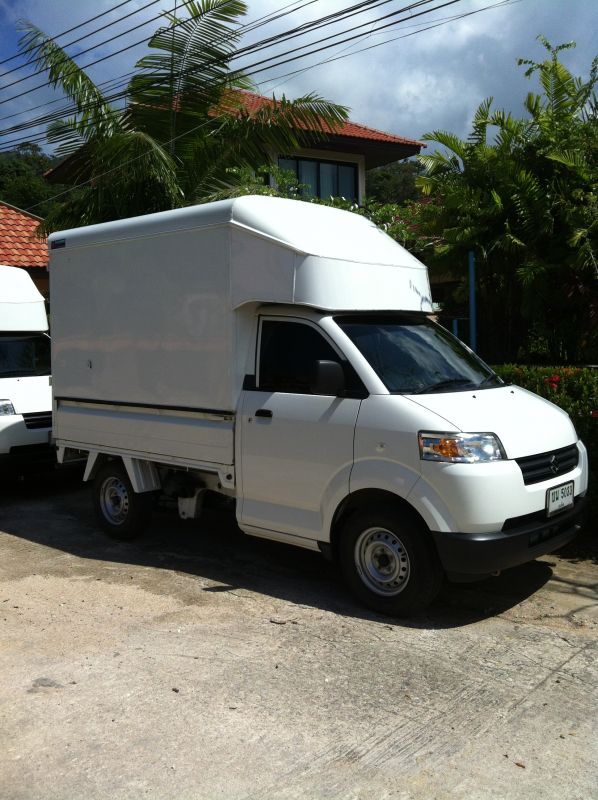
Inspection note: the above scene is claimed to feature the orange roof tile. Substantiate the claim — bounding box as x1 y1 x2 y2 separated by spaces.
233 91 424 147
0 202 47 269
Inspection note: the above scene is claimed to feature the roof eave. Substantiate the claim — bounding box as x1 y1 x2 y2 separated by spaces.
299 133 424 169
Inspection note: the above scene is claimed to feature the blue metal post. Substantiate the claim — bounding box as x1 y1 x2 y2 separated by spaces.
452 319 458 337
468 250 477 351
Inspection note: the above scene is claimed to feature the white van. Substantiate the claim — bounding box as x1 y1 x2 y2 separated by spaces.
0 265 52 471
49 197 589 614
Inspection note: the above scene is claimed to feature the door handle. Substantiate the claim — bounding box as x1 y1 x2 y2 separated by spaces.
255 408 273 418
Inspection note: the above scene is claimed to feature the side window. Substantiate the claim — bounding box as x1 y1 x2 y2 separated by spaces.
259 320 340 394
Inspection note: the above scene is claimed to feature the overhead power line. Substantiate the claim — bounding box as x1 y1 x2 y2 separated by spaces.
0 0 188 98
0 0 314 127
0 0 391 107
1 0 164 83
0 0 433 144
14 0 517 174
0 0 139 69
2 0 520 161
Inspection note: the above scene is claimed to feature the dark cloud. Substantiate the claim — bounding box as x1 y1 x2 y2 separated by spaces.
0 0 594 152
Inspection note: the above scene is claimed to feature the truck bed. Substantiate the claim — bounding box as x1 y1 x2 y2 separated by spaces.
55 399 234 467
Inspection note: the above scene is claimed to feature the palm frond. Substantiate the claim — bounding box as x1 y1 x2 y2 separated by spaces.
181 93 348 199
547 148 588 170
46 119 86 157
470 97 493 145
130 0 248 133
17 21 117 139
421 130 467 161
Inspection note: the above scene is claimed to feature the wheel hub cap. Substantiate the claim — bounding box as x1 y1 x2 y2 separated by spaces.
100 477 129 525
355 527 410 596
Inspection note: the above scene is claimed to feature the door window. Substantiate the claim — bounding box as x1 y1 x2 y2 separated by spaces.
258 320 341 394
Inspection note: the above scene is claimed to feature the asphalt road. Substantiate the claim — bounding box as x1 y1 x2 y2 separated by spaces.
1 469 597 800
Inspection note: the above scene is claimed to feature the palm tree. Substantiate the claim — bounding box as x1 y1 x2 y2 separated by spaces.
415 37 597 361
19 0 349 231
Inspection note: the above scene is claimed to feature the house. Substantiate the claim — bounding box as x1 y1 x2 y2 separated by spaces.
238 92 424 203
0 201 48 300
45 91 424 205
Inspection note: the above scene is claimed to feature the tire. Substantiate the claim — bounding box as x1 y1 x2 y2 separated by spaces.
338 505 443 616
93 461 155 541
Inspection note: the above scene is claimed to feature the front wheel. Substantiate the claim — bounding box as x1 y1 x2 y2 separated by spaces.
338 506 443 616
93 461 155 540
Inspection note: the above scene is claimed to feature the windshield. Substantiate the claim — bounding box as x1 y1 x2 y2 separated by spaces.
335 314 501 394
0 333 51 378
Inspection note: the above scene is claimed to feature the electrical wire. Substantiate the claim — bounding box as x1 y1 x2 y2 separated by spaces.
0 0 195 97
21 0 518 212
1 0 163 82
0 0 436 143
0 0 321 114
0 0 313 126
5 0 519 159
0 0 332 105
0 0 405 107
261 0 520 95
1 0 460 153
0 0 138 68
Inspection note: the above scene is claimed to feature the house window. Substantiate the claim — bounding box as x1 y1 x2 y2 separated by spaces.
278 157 358 201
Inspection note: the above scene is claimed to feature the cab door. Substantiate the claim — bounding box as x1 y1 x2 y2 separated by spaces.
239 318 362 541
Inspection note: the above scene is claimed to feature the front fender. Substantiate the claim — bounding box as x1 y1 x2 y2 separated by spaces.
348 457 459 533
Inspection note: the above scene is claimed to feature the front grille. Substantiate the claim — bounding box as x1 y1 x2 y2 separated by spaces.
515 443 579 485
22 411 52 430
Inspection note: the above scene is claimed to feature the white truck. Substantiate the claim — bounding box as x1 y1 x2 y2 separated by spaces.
0 265 52 471
49 196 589 615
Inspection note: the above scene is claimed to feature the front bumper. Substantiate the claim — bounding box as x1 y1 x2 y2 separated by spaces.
0 414 54 470
432 494 589 580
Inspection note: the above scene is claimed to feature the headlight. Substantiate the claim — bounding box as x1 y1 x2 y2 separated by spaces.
0 400 16 416
419 432 505 463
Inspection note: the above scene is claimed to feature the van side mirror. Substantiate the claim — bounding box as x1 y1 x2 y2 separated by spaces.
310 360 345 396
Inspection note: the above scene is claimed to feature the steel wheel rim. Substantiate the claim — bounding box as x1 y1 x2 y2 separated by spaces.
99 477 130 526
354 526 410 596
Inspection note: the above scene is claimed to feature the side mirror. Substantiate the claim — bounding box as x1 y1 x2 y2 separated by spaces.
310 360 345 396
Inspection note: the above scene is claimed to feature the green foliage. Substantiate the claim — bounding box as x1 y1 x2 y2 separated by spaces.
494 364 598 460
18 0 349 231
494 364 598 537
416 37 598 364
210 166 429 252
0 143 67 218
365 160 422 205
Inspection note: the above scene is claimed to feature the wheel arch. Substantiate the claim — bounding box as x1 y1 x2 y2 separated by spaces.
84 452 161 493
329 489 435 560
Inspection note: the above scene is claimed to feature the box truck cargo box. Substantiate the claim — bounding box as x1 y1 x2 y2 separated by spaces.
0 265 52 470
49 196 589 615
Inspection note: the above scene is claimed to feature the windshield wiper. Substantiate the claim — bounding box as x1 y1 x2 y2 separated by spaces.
476 374 503 389
414 378 476 394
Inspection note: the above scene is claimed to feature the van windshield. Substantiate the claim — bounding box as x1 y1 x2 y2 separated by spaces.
0 334 51 378
335 314 501 394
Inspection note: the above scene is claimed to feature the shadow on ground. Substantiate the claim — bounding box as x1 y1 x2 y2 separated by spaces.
0 468 589 631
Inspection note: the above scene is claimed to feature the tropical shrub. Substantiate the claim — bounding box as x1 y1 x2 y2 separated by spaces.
416 37 598 364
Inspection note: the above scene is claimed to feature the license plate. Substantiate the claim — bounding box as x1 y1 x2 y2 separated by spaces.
546 481 574 517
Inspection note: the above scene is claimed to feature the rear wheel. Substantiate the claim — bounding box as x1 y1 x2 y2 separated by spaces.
338 505 442 616
93 461 155 540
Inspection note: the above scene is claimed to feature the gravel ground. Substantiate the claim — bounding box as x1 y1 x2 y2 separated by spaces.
0 469 597 800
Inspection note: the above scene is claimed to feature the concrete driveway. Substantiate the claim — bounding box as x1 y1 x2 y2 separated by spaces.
1 471 596 800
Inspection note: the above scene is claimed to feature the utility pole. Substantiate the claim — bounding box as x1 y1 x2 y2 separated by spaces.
468 250 477 352
169 0 179 155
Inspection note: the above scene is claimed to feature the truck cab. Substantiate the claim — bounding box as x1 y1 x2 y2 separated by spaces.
0 265 52 472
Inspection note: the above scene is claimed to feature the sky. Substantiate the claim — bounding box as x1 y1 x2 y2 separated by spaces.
0 0 596 155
